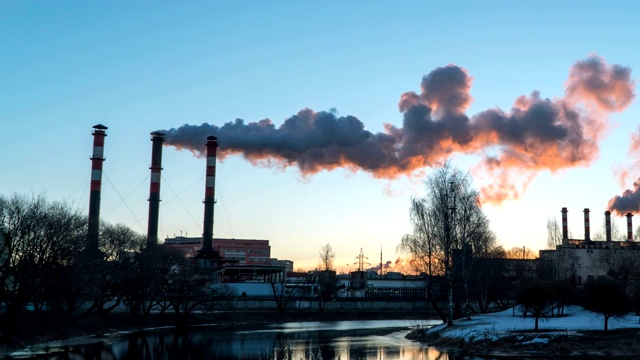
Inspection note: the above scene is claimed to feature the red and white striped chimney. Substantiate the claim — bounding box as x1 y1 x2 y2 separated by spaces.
583 208 590 241
561 207 568 245
627 213 634 241
605 210 612 242
200 135 218 256
87 124 107 254
147 131 165 247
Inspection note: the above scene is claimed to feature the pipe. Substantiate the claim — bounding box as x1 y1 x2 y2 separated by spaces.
87 124 107 255
201 135 218 256
583 208 590 241
561 207 568 245
605 210 612 242
627 213 634 241
147 131 165 247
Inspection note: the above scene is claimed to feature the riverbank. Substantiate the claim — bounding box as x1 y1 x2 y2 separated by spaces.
409 306 640 358
0 308 435 355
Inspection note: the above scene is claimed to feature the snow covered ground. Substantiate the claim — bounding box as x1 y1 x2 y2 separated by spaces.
426 306 640 343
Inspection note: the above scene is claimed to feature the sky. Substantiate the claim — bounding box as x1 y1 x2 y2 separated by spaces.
2 1 640 271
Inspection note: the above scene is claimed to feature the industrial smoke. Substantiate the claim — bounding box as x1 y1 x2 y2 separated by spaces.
608 127 640 215
159 55 635 205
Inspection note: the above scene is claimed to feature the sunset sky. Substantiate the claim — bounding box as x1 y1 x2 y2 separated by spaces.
2 2 640 271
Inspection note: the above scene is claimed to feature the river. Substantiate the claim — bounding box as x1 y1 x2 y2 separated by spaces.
9 319 467 359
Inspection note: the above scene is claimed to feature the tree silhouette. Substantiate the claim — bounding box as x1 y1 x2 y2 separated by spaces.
582 277 631 331
515 280 554 331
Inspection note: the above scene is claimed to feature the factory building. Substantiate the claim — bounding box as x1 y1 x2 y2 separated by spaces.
335 271 427 298
539 207 640 285
163 236 272 265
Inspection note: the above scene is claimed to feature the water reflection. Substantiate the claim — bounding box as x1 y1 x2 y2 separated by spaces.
14 320 459 360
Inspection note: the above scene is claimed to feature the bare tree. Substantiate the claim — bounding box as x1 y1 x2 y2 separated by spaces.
505 246 536 259
454 190 495 319
399 197 447 322
269 270 301 313
472 246 511 313
547 249 577 283
515 280 554 331
593 215 622 241
120 247 163 321
399 162 493 326
158 254 234 325
583 277 631 331
546 217 563 249
77 223 147 317
0 193 86 341
599 249 640 289
318 243 335 271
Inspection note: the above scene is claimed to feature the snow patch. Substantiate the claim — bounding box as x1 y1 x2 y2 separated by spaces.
433 306 640 343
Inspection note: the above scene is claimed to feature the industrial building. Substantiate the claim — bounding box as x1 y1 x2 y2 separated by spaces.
539 207 640 285
336 271 427 298
78 125 426 303
163 236 272 265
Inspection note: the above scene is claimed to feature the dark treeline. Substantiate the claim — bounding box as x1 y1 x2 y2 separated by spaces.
0 193 234 345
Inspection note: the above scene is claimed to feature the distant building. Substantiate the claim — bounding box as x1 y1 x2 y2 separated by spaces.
270 258 294 273
540 240 640 285
539 208 640 285
163 236 271 265
336 270 427 298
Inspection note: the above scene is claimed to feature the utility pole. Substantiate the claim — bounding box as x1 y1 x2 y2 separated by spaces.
380 245 383 277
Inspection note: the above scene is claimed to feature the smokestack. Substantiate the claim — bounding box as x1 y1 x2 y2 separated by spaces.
201 135 218 256
147 131 165 247
87 124 107 255
605 210 612 242
584 208 590 241
627 213 634 241
561 207 568 245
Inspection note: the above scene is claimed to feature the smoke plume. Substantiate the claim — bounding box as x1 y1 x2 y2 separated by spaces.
365 258 416 274
161 55 634 204
608 179 640 215
608 126 640 215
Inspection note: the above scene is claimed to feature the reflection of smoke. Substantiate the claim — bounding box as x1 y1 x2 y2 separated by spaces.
609 127 640 215
161 55 634 204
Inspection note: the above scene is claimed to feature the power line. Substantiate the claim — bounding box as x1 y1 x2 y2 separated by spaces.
161 175 202 232
161 175 203 206
216 182 235 238
102 172 146 233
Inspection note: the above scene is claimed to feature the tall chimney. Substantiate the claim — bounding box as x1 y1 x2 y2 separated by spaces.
561 207 568 245
605 211 612 242
87 124 107 255
627 213 634 241
201 135 218 255
583 208 590 241
147 131 165 247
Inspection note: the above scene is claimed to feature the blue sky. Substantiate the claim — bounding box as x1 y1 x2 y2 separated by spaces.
2 1 640 270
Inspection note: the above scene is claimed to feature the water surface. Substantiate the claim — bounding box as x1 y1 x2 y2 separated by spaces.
12 319 461 359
